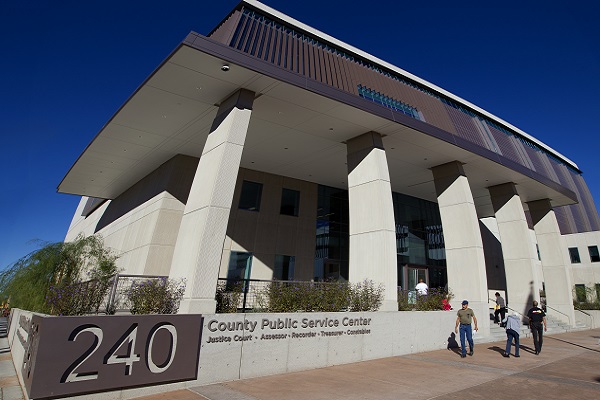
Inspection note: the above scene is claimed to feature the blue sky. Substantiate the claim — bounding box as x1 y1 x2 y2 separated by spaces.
1 0 599 268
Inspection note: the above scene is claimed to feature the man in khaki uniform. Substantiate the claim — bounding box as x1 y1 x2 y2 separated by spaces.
455 299 478 358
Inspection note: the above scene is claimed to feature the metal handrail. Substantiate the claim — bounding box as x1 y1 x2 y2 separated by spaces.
488 297 512 312
544 304 570 326
105 274 169 313
574 306 595 328
488 297 520 323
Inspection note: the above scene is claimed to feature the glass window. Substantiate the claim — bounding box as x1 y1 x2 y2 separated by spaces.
227 251 253 292
314 185 349 281
568 247 581 263
588 245 600 262
227 252 253 281
392 191 446 269
357 84 421 120
280 188 300 216
274 255 295 280
239 181 263 211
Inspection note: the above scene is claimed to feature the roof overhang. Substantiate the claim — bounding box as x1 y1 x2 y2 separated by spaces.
58 32 578 218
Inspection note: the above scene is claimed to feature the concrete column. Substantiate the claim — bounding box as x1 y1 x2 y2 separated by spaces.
170 89 255 314
347 132 397 311
488 183 540 316
527 199 576 326
432 161 489 337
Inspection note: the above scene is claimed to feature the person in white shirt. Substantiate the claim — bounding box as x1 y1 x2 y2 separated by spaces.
415 279 428 296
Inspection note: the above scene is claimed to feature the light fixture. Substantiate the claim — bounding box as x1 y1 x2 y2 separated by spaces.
221 64 230 72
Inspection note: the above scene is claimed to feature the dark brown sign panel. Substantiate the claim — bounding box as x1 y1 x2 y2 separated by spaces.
22 314 203 399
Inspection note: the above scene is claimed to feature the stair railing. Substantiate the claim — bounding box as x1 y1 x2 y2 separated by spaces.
488 297 519 318
544 304 571 326
574 306 594 328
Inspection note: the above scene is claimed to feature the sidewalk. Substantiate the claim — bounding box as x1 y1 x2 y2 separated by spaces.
139 328 600 400
0 337 24 400
1 329 598 400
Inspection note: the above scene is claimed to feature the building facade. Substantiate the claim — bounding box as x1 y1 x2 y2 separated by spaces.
60 1 600 331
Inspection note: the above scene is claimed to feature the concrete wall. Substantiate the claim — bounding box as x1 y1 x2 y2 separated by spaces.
194 311 458 385
575 310 600 329
65 155 199 277
222 168 318 281
9 309 465 400
66 193 186 277
7 308 36 398
66 164 319 283
563 230 600 294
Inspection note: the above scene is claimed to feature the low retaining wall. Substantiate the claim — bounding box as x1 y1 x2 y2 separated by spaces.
575 310 600 328
195 311 457 385
9 310 460 399
7 307 37 396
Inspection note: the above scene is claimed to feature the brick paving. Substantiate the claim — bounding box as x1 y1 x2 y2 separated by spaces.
138 328 600 400
1 327 598 400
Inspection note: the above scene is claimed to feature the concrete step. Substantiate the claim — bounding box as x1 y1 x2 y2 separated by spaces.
485 313 590 342
0 319 7 338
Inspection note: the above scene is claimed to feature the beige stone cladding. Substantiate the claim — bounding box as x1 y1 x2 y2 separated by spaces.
432 161 489 338
346 131 397 311
563 230 600 299
223 168 318 282
64 155 199 277
489 183 540 316
528 199 576 326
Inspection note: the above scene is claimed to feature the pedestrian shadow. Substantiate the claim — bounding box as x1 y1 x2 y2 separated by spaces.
447 332 462 356
447 332 459 349
487 345 505 356
547 336 600 353
519 344 536 354
489 344 534 356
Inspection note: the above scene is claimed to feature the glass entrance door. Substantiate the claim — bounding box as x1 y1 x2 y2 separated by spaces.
407 267 427 292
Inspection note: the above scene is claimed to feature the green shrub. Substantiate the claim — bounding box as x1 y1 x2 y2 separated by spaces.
398 287 453 311
349 280 384 311
573 284 600 310
257 279 382 313
258 281 315 312
215 281 242 313
0 235 119 314
397 290 412 311
575 302 600 310
46 279 112 316
127 278 185 314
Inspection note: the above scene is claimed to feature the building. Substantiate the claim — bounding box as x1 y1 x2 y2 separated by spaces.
59 0 600 331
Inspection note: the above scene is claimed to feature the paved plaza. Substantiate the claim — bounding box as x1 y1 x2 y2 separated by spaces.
139 328 600 400
2 328 599 400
